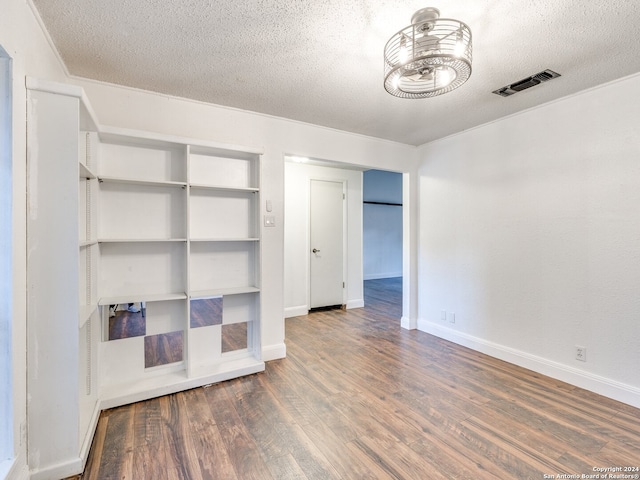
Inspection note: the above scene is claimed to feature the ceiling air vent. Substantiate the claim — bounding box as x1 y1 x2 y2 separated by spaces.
493 69 561 97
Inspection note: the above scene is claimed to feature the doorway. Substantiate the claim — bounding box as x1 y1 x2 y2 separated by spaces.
309 179 345 309
284 158 411 323
363 170 402 282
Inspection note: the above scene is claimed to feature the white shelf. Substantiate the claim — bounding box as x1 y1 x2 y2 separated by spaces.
188 354 263 380
98 176 187 188
189 183 259 193
190 238 259 242
98 238 187 243
98 292 188 306
79 240 98 248
190 286 260 299
100 125 263 156
79 162 96 179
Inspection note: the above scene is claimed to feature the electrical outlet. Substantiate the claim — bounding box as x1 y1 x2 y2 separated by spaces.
575 345 586 362
448 312 455 324
441 310 447 321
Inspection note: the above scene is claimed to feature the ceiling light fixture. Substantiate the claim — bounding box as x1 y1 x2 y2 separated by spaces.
384 7 472 99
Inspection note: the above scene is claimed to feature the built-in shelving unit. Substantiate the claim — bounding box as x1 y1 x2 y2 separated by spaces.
95 128 264 405
26 78 265 479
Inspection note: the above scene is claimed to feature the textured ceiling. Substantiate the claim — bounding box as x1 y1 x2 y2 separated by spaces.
32 0 640 146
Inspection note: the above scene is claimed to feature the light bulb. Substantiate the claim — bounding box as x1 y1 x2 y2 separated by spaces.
399 44 409 63
438 69 452 87
398 35 411 64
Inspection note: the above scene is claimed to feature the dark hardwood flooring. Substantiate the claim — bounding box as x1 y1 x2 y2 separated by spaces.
75 278 640 479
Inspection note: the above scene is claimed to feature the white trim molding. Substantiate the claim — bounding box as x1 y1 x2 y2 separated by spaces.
262 343 287 362
346 299 364 309
284 305 308 319
401 316 417 330
418 319 640 409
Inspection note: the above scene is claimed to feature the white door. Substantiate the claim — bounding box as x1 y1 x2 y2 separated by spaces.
310 179 344 308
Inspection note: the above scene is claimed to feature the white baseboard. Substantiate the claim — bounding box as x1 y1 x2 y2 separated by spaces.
262 343 287 361
11 416 90 480
28 458 83 480
284 305 308 318
417 319 640 409
401 316 417 330
78 401 101 471
346 299 364 309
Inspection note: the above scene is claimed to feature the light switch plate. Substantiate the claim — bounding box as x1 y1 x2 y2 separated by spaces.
264 215 275 227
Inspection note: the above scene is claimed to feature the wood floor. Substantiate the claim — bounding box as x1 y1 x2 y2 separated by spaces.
76 278 640 479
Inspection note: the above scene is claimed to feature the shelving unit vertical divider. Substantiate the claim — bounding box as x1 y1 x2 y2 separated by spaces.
87 132 99 317
254 155 262 360
78 127 101 464
184 144 193 377
85 133 92 315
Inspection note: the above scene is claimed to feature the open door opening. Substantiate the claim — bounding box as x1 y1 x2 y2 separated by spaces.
363 169 403 319
284 156 411 326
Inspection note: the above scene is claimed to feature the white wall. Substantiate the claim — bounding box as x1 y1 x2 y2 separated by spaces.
1 0 69 478
363 170 402 280
284 162 363 317
418 73 640 408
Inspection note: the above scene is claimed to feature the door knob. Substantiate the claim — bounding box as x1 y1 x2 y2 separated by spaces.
312 248 320 253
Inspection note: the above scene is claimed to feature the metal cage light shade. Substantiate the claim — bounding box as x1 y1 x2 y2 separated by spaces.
384 7 472 98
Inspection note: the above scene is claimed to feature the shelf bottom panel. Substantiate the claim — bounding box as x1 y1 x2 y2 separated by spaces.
189 287 259 298
99 356 265 409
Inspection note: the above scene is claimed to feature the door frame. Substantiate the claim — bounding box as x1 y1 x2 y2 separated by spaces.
307 177 348 309
0 45 13 469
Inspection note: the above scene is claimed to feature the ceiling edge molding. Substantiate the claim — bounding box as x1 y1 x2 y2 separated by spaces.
69 74 419 149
